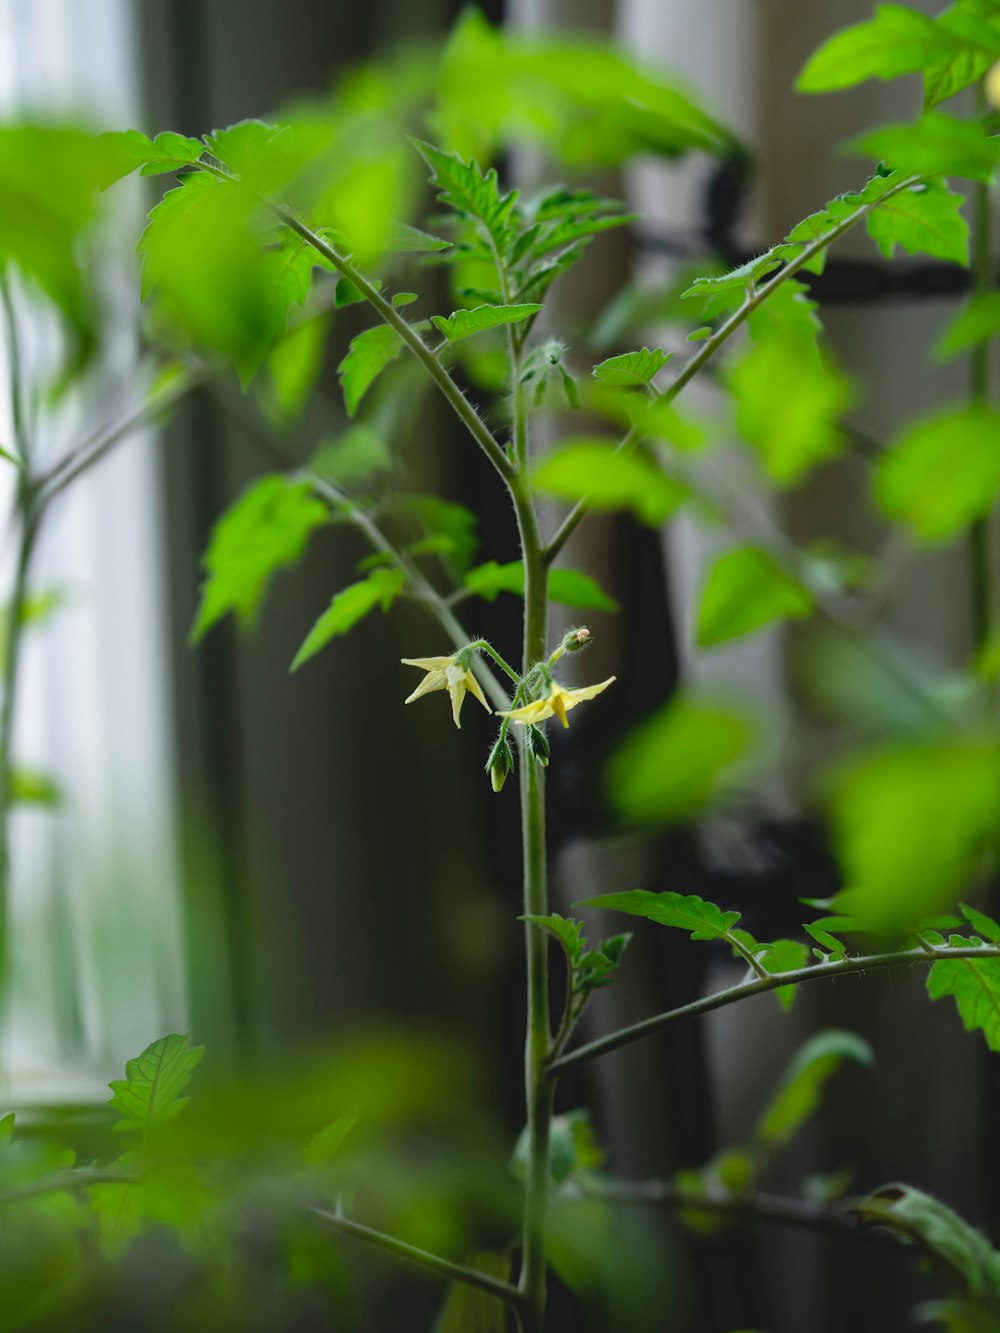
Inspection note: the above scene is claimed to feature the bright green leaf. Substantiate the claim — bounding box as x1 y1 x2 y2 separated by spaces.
874 405 1000 542
865 180 969 264
579 890 743 943
848 112 1000 181
462 560 617 611
592 347 672 386
608 695 757 825
411 139 519 250
929 953 1000 1052
431 303 542 343
758 938 811 1010
291 568 405 672
309 427 391 489
107 1034 205 1135
796 6 963 93
532 439 689 525
696 546 814 648
191 475 328 641
337 323 403 417
934 292 1000 361
9 769 62 806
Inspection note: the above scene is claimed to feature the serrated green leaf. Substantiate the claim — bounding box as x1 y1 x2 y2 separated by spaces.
592 347 672 386
462 560 617 611
107 1034 205 1134
579 890 743 943
608 695 757 825
681 252 782 303
929 954 1000 1052
291 568 405 672
796 6 964 93
696 546 814 648
532 439 688 525
935 292 1000 361
191 475 327 641
730 333 851 486
961 903 1000 943
98 128 203 181
865 180 969 264
874 405 1000 541
337 323 404 417
848 112 1000 181
431 303 541 343
758 938 811 1009
411 139 518 250
756 1030 873 1148
388 221 451 253
745 279 822 344
521 913 586 964
829 738 1000 935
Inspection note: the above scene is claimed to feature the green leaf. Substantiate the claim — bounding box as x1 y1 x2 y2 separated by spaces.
10 768 61 806
337 324 404 417
592 347 672 386
579 890 744 943
796 6 963 93
431 303 542 343
696 546 814 648
291 568 405 672
89 1156 214 1258
462 560 617 611
511 1108 604 1187
304 1111 358 1165
410 139 519 250
392 495 479 574
532 439 688 525
745 279 822 344
107 1034 205 1135
961 902 1000 943
521 913 586 965
856 1184 1000 1300
191 475 328 641
388 221 451 253
828 738 1000 935
865 180 969 264
874 405 1000 542
608 695 757 825
681 252 782 304
309 426 391 488
757 938 811 1010
263 315 328 424
848 112 1000 181
929 954 1000 1052
730 333 851 486
755 1030 873 1149
934 292 1000 360
96 128 204 183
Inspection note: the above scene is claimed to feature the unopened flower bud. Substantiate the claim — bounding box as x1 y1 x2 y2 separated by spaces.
526 724 550 767
485 731 515 793
562 626 591 653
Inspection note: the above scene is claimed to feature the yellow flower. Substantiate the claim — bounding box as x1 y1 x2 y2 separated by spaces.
499 676 616 729
401 655 491 729
988 59 1000 109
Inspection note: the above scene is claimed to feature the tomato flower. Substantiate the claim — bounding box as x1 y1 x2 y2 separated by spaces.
499 676 615 729
401 654 491 728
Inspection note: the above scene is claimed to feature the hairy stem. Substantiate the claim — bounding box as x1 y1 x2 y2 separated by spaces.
549 944 1000 1075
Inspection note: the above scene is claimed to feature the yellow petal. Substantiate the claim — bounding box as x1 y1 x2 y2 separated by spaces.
401 656 455 670
562 676 617 709
498 697 555 725
404 669 448 704
448 677 466 728
551 691 569 728
462 669 492 715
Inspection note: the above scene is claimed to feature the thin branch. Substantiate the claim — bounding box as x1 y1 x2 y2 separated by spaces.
0 1169 138 1205
580 1178 882 1242
311 1206 524 1308
542 173 921 566
549 943 1000 1076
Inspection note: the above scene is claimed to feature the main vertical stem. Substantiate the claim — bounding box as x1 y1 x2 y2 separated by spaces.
969 86 993 654
512 472 553 1332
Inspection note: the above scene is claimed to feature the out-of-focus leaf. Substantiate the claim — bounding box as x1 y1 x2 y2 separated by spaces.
827 738 1000 934
393 495 478 574
304 1111 358 1165
532 439 688 525
291 567 405 672
730 333 851 486
796 6 968 93
755 1030 873 1148
108 1034 205 1135
191 475 328 641
9 769 62 806
511 1109 604 1187
310 426 391 489
696 546 814 647
264 314 329 424
462 560 617 611
848 113 1000 181
935 292 1000 361
337 323 404 416
608 695 757 825
875 406 1000 542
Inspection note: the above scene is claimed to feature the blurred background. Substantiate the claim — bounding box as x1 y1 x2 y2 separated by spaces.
0 0 994 1330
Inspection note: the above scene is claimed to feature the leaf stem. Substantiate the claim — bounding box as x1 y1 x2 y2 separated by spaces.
549 944 1000 1076
310 1206 525 1308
